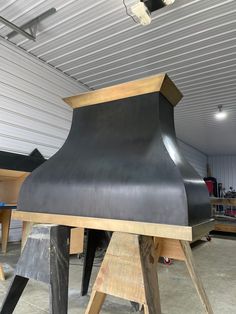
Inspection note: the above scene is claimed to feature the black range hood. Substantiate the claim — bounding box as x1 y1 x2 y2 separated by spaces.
18 74 211 227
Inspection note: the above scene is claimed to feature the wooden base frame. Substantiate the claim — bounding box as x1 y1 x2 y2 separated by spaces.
13 211 214 242
85 232 213 314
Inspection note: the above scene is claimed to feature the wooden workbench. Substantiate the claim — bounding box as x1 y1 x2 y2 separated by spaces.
210 198 236 233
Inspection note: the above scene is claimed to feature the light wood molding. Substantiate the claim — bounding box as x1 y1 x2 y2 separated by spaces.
0 169 28 182
63 73 183 109
214 221 236 233
12 211 214 241
210 197 236 206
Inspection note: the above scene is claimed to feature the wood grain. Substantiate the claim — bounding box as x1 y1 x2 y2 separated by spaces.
0 209 12 254
180 241 214 314
214 222 236 233
139 235 161 314
158 238 185 261
0 169 27 182
210 198 236 206
93 232 146 303
85 290 106 314
63 73 183 108
0 264 5 280
13 211 197 241
85 233 213 314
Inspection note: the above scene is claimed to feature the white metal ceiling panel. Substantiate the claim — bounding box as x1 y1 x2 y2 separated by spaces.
0 0 236 154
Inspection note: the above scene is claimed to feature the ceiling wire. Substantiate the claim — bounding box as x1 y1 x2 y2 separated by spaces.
122 0 138 24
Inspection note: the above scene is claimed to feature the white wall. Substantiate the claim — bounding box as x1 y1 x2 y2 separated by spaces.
178 140 207 178
0 39 88 243
0 38 88 158
208 156 236 191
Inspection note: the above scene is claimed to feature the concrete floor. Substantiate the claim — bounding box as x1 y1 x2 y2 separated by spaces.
0 234 235 313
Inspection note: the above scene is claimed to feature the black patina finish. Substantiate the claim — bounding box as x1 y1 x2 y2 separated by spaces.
0 149 45 172
0 224 70 314
18 92 211 226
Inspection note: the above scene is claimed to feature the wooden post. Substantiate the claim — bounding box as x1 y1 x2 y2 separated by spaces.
1 209 12 254
0 264 5 281
139 235 162 314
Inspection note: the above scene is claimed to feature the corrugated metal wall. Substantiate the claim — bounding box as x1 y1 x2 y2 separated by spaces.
0 39 88 242
178 140 207 178
208 156 236 191
0 38 88 159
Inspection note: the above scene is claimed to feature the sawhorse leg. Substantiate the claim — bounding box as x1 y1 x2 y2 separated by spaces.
180 241 213 314
85 232 161 314
81 230 111 296
0 276 28 313
0 224 70 314
85 233 213 314
158 238 213 314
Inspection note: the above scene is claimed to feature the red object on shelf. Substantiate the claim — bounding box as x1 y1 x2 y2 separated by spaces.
205 180 214 195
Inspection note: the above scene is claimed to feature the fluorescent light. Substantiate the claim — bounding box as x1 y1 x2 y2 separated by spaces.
163 0 176 4
215 105 227 120
131 2 151 26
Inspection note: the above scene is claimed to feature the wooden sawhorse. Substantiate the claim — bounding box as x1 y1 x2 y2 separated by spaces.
85 232 213 314
11 211 215 313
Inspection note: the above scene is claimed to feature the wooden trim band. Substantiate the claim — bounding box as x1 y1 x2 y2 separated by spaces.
13 211 213 241
63 73 183 109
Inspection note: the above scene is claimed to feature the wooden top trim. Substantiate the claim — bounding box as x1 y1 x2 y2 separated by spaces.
13 211 213 241
63 73 183 109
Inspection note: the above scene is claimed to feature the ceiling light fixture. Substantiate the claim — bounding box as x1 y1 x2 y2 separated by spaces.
215 105 227 120
124 0 176 26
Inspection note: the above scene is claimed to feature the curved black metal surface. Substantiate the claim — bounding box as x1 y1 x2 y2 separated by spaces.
18 92 211 226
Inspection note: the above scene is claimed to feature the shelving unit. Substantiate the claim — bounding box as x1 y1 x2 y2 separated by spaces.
210 198 236 233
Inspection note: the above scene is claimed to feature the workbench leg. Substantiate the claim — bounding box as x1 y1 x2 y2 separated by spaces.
1 209 12 254
0 276 28 314
85 290 106 314
180 241 214 314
